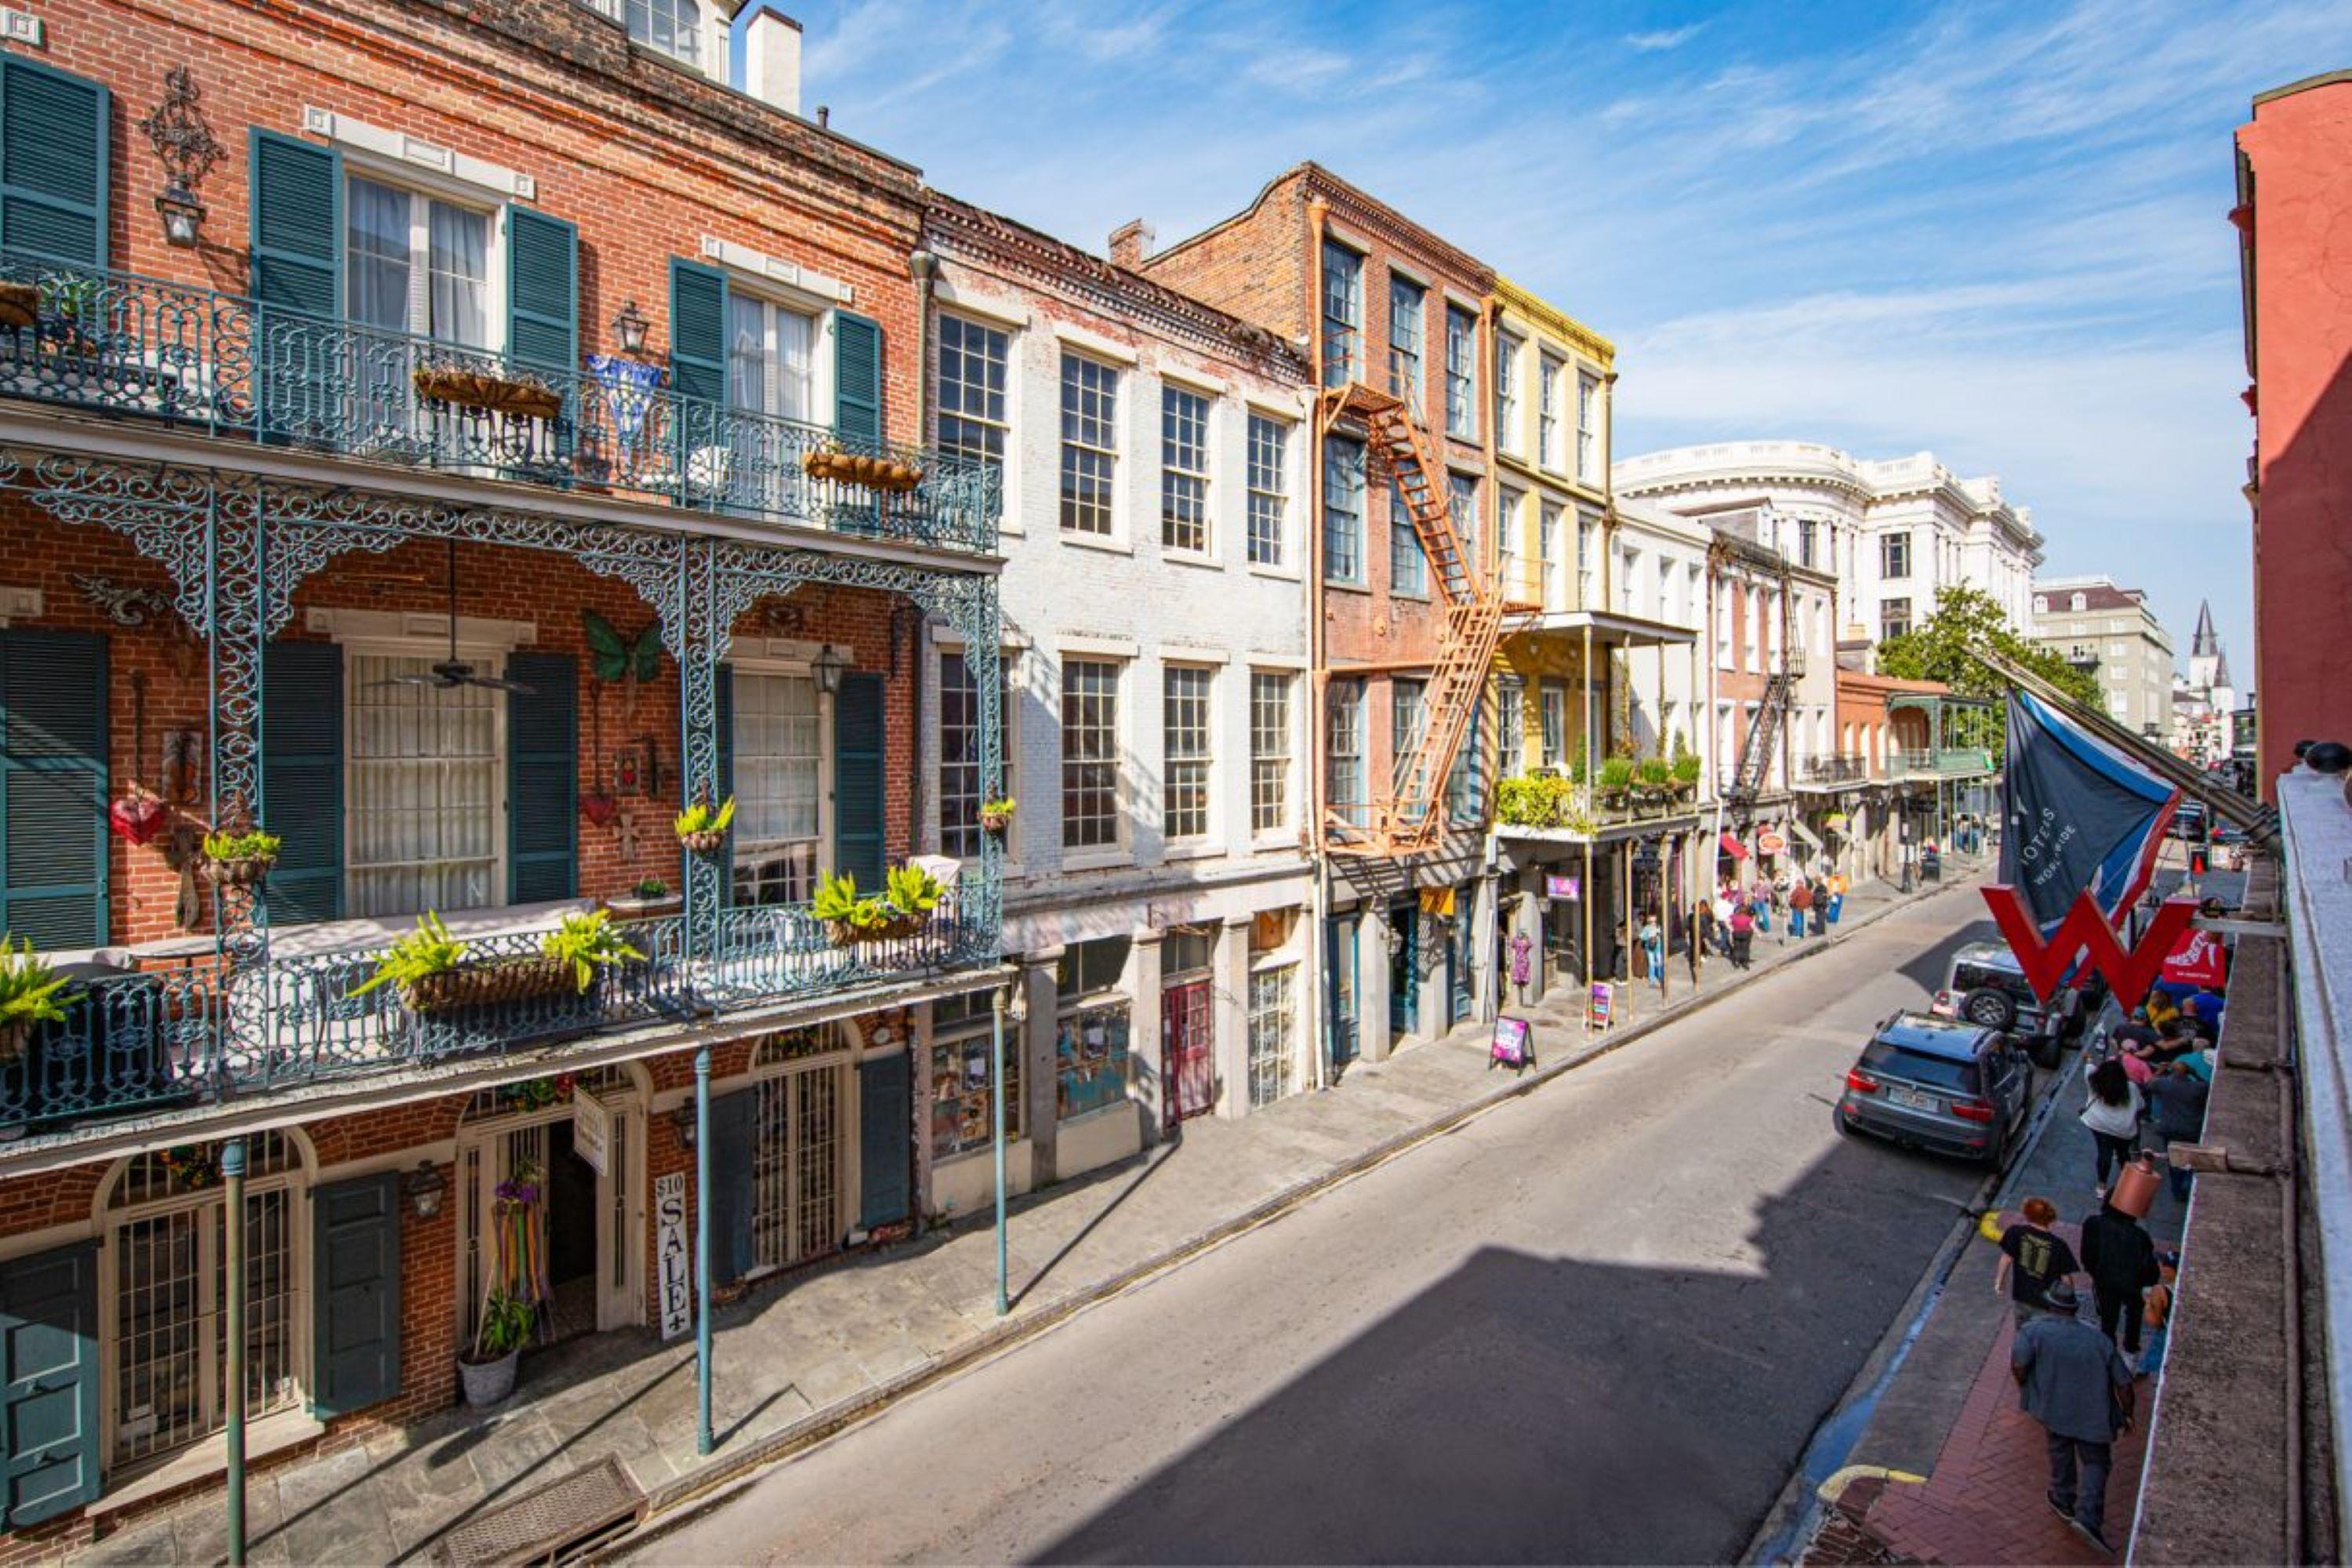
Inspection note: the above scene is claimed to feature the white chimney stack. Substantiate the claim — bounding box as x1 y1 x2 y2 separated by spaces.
744 8 803 118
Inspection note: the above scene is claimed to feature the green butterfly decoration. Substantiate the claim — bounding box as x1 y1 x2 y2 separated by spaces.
583 610 664 683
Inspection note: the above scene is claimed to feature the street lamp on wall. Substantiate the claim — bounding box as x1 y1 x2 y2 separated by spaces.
403 1160 447 1219
612 299 652 357
140 67 221 251
811 644 849 696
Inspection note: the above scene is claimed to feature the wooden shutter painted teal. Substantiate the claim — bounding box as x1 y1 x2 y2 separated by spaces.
0 1243 99 1528
262 641 343 925
505 206 578 379
706 1088 757 1283
833 310 883 445
857 1051 910 1229
310 1173 402 1417
668 258 728 408
506 652 577 903
713 663 735 905
0 58 108 267
832 670 884 892
0 630 108 949
249 129 340 317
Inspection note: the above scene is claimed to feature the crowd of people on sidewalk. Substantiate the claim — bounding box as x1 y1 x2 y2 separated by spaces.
1684 866 1849 978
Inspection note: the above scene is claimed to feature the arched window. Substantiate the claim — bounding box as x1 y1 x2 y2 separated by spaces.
626 0 706 69
103 1130 310 1466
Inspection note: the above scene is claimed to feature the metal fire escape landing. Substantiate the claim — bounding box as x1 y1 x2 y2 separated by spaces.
1730 645 1804 805
1322 383 1505 857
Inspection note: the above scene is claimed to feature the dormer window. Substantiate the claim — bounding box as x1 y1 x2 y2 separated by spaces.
2071 592 2086 612
631 0 708 67
2034 594 2048 614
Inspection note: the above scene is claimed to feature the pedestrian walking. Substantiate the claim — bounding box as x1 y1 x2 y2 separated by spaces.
1639 913 1664 990
1711 887 1735 956
1995 1196 2081 1330
1683 907 1702 985
2138 1250 2180 1379
1788 876 1813 939
2078 1200 2160 1355
2079 1058 2143 1197
2144 1061 2210 1203
1808 874 1829 936
2011 1277 2135 1554
1727 901 1755 970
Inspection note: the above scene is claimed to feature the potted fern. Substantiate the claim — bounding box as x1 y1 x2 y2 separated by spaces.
674 795 735 854
1671 752 1702 800
459 1287 535 1407
198 829 281 887
813 864 947 947
979 797 1016 837
538 909 644 993
0 938 78 1064
1598 756 1635 811
1635 757 1672 807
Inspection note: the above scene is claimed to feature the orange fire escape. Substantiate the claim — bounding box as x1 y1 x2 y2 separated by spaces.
1320 382 1508 857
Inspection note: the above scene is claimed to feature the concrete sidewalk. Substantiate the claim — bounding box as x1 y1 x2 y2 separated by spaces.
1803 1011 2191 1566
71 869 1981 1567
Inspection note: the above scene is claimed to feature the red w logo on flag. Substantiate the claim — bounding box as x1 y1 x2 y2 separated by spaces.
1981 886 2198 1012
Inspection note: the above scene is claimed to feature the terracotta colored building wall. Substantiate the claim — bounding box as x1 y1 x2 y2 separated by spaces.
2239 74 2352 794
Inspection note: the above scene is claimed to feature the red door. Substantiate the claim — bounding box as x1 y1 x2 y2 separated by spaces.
1163 978 1215 1131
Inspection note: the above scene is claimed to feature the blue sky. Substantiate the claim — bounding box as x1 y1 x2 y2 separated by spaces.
754 0 2352 677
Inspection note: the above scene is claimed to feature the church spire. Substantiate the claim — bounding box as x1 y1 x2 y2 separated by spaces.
2191 599 2219 658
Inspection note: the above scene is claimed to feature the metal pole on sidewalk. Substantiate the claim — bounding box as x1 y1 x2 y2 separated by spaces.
992 981 1014 1316
223 1136 248 1567
695 1046 713 1456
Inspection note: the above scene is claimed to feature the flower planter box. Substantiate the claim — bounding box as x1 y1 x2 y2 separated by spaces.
599 893 682 920
401 956 576 1014
801 448 925 493
980 810 1014 836
413 364 564 422
823 913 934 948
0 283 39 332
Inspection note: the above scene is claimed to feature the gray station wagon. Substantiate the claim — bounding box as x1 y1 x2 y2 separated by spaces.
1834 1012 2034 1166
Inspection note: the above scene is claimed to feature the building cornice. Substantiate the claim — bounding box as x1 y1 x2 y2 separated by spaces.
1494 274 1616 365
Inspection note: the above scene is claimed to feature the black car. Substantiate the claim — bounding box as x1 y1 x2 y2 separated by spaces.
1835 1013 2034 1166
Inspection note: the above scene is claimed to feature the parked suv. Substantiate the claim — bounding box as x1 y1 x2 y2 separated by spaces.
1835 1013 2034 1166
1930 942 2096 1064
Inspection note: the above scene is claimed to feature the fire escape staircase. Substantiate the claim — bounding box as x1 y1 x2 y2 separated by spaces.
1322 383 1505 858
1729 668 1795 805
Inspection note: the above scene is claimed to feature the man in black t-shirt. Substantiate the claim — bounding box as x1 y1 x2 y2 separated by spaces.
1995 1196 2081 1329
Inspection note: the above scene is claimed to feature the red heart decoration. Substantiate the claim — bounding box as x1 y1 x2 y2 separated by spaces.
111 795 168 846
580 793 619 827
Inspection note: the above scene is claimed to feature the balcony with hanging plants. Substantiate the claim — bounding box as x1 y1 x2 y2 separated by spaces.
0 250 1001 555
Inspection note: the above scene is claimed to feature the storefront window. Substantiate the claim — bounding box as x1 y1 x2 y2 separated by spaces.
931 990 1019 1157
1056 935 1132 1120
1248 964 1298 1108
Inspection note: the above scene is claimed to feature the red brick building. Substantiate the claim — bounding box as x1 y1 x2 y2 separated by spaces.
2237 71 2352 792
0 0 1004 1545
1142 165 1500 1062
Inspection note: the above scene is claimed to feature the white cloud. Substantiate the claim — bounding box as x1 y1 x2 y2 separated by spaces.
1624 24 1705 52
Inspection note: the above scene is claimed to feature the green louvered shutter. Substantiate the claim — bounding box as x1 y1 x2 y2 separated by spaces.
249 130 339 317
506 652 577 903
706 1088 757 1282
832 670 884 893
310 1173 401 1417
0 1243 100 1528
668 258 728 408
857 1051 910 1229
505 207 578 379
0 59 108 267
833 310 882 445
262 641 343 925
0 630 108 950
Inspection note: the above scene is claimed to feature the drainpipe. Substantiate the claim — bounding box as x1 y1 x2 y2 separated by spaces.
1306 194 1332 1090
223 1137 247 1568
907 248 939 848
695 1046 713 1456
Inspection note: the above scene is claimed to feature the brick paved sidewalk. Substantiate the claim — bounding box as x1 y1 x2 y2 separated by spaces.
66 871 1973 1566
1857 1311 2151 1565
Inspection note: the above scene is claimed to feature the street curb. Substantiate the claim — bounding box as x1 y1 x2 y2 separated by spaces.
608 873 1991 1556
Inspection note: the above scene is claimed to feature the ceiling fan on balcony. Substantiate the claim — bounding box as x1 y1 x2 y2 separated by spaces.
364 538 536 695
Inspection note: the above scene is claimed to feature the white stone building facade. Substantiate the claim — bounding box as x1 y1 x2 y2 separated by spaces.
2028 576 2176 739
916 197 1316 1213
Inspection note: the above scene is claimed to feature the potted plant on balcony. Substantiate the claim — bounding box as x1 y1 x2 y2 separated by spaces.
0 938 78 1065
979 797 1016 837
1597 756 1635 811
350 911 575 1014
538 909 645 994
601 877 681 920
1636 757 1672 808
801 443 926 493
673 795 735 855
413 358 564 422
33 275 105 355
460 1286 535 1408
197 829 281 887
814 863 947 947
1671 752 1701 801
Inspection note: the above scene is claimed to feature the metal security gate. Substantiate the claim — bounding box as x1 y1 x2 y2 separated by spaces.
1247 966 1296 1109
752 1062 846 1272
1163 978 1216 1129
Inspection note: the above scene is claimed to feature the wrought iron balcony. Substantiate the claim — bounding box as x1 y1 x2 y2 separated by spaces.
0 252 999 554
0 880 993 1137
1796 753 1869 785
1890 746 1996 779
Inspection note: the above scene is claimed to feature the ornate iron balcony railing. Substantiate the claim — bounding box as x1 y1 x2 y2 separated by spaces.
0 252 1000 554
0 884 993 1136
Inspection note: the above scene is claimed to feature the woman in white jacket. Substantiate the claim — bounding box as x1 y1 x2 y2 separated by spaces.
2081 1056 2143 1197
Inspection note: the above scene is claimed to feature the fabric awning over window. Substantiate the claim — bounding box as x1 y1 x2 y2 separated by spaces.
1719 832 1750 860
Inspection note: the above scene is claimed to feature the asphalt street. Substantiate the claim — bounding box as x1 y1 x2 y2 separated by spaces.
639 885 2029 1565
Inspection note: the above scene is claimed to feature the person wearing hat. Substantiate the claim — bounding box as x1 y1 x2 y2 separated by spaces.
2012 1276 2136 1554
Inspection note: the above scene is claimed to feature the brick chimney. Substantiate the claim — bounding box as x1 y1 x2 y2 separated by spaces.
744 7 803 118
1109 219 1155 267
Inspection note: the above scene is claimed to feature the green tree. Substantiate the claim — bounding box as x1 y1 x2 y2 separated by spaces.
1874 584 2103 753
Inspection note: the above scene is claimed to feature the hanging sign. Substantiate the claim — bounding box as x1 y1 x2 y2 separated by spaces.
655 1172 691 1341
1758 829 1789 857
1546 874 1581 901
572 1090 612 1178
1490 1015 1534 1069
1587 981 1614 1030
2160 926 2230 989
1419 886 1457 918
